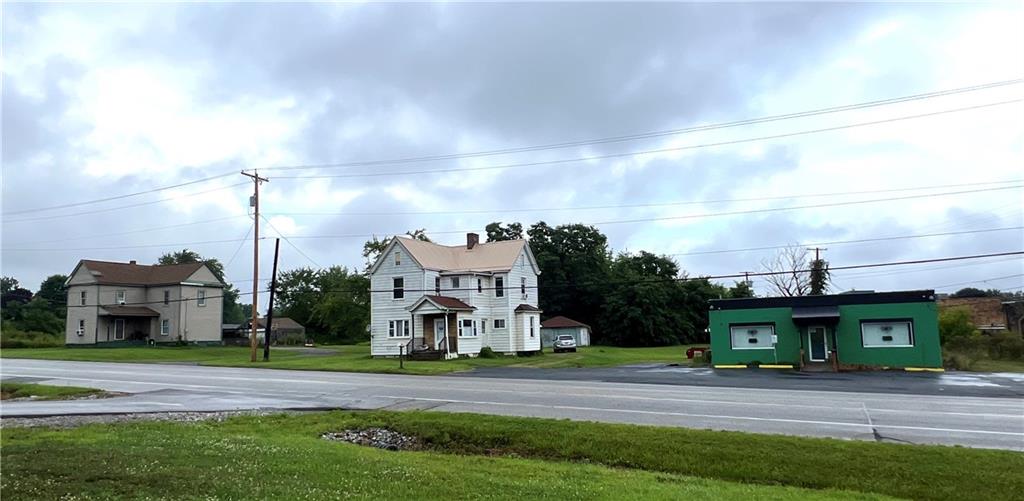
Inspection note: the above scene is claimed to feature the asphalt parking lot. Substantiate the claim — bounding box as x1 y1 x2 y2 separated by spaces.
454 364 1024 398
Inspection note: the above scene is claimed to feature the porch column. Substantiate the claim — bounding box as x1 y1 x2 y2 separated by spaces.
444 309 450 357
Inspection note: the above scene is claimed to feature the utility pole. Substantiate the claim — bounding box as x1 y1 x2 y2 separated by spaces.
241 170 268 363
264 238 280 362
808 247 828 262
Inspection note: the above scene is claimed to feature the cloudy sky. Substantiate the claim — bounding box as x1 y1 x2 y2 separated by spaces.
2 2 1022 307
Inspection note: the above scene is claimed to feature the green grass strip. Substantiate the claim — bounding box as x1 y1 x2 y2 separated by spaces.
0 382 104 401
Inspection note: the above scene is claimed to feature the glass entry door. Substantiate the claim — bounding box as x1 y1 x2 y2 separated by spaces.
808 326 827 362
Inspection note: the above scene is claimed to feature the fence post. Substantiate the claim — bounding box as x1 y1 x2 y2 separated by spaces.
399 344 404 369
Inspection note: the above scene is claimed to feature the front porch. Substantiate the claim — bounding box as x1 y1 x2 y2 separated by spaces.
97 306 160 344
405 295 476 360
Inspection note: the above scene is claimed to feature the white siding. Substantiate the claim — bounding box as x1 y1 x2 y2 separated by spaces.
370 243 425 356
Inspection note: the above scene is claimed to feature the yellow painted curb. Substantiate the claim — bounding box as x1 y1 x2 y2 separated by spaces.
713 364 747 369
905 367 945 372
760 364 794 369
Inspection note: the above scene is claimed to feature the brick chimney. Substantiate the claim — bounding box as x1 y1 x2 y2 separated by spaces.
466 232 479 250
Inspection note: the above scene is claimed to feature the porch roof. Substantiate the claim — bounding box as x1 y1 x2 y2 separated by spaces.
99 306 161 317
408 295 476 313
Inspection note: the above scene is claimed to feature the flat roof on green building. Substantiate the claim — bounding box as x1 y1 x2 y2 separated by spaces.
709 290 936 311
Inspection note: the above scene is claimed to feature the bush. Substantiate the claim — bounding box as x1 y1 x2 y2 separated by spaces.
478 346 498 358
943 352 975 371
1 328 63 349
938 307 977 343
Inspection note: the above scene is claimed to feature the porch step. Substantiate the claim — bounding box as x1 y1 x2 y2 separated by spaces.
408 350 444 361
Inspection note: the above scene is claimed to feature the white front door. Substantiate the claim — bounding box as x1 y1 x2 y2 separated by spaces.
433 318 446 349
114 319 126 341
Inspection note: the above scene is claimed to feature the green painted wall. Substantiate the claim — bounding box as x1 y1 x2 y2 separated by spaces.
710 301 941 369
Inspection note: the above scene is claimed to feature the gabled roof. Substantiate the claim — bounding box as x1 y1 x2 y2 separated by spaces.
249 317 305 330
541 315 590 329
68 260 224 287
515 303 542 313
369 236 540 275
408 295 476 312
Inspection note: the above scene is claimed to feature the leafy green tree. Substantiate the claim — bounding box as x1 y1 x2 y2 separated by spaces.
527 222 611 336
312 267 370 343
3 297 64 335
728 281 755 298
36 274 69 319
599 252 688 346
1 276 20 294
809 257 830 295
951 287 991 298
485 222 523 242
275 267 321 328
938 306 978 343
156 249 243 323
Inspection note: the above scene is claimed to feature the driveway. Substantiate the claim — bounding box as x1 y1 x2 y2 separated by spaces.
453 364 1024 398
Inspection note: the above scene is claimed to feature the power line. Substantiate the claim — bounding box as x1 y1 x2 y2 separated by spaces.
3 171 238 216
273 99 1023 180
931 274 1024 290
255 78 1023 173
12 216 247 246
224 222 256 270
4 237 265 252
670 226 1024 257
260 214 322 268
265 179 1023 217
2 182 249 223
837 255 1022 280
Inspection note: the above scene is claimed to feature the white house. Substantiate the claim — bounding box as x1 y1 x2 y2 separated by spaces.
368 232 542 358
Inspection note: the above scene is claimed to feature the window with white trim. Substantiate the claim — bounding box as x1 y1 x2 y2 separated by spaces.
495 276 504 297
861 320 913 347
115 290 126 304
494 319 506 329
77 319 85 336
197 290 206 307
80 290 87 306
529 316 536 338
161 319 170 336
392 277 404 299
477 278 483 293
729 324 774 350
481 319 487 334
521 276 527 295
395 251 401 266
435 277 441 295
459 319 476 337
451 276 460 289
163 290 170 305
387 319 411 338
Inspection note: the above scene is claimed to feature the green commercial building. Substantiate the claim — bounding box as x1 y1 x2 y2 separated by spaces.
708 290 942 371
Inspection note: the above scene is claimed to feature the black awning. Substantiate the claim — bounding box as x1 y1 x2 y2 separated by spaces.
792 305 840 324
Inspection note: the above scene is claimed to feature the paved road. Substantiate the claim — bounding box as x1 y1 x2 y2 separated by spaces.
2 359 1022 451
456 364 1024 398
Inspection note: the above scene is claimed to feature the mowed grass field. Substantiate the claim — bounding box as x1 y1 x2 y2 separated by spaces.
0 344 693 375
3 411 1021 500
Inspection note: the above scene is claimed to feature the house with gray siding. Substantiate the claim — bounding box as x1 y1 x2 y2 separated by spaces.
65 259 225 346
368 233 542 358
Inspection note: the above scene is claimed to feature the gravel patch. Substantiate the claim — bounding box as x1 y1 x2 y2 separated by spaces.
321 427 421 451
0 410 304 429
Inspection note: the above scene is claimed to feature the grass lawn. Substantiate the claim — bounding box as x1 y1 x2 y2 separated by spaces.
968 358 1024 372
0 382 104 401
4 411 1021 500
0 344 692 375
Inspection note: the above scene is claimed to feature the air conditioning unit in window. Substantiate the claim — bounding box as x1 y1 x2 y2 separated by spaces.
76 329 84 337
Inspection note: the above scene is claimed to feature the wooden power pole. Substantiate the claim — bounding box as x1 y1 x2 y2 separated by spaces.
264 238 280 362
241 170 268 363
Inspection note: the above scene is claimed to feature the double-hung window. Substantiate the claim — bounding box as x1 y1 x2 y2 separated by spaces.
495 276 504 297
529 316 536 338
494 319 506 329
163 290 170 305
459 319 476 337
161 319 170 336
861 320 913 347
481 319 487 334
521 277 527 295
115 290 126 305
77 319 85 336
197 290 206 307
388 319 411 338
729 324 774 350
477 278 483 293
451 276 460 290
395 251 401 266
392 277 404 299
435 277 441 295
80 290 87 306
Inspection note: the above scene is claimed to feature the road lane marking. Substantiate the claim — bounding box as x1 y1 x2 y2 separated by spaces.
377 395 1024 437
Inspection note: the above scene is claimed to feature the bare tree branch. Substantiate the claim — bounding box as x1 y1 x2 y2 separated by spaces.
760 245 810 297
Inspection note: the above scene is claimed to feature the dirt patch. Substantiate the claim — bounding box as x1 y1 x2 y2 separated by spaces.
321 428 422 451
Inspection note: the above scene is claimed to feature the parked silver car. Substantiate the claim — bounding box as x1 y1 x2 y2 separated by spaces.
552 334 577 353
